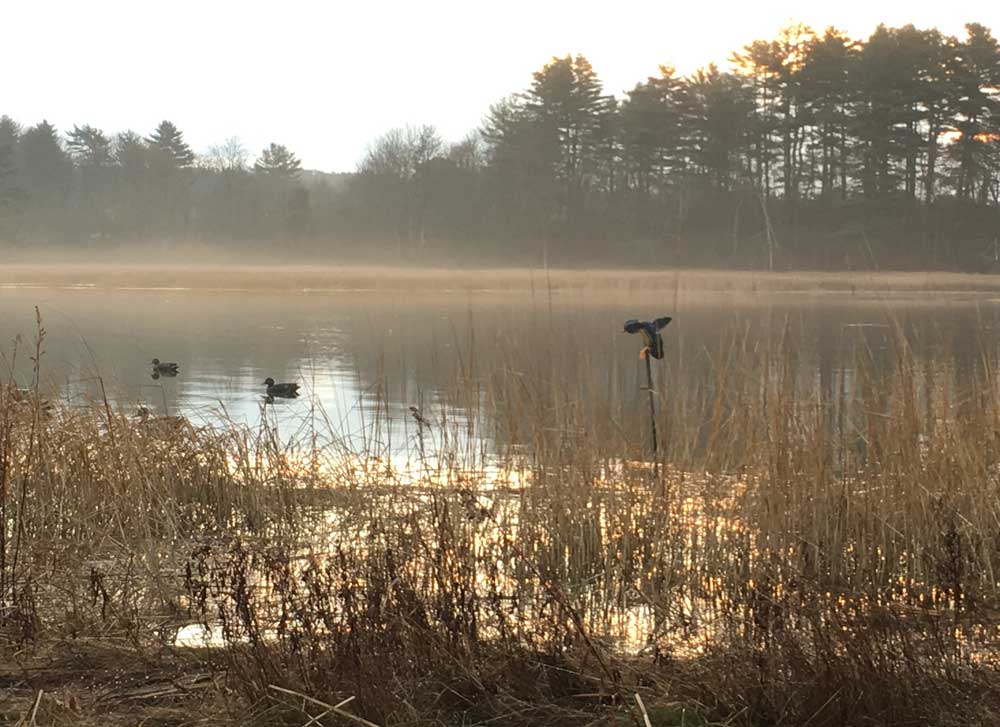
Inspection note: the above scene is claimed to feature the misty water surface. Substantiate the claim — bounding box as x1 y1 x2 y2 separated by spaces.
2 283 999 455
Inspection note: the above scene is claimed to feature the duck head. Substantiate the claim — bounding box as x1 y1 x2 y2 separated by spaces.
263 377 276 386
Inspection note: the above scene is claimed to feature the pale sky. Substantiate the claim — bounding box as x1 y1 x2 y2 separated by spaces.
3 1 994 172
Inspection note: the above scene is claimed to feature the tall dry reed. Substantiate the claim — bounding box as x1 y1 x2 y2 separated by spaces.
4 308 1000 725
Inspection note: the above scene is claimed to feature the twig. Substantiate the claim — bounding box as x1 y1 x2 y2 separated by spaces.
466 704 545 726
24 689 43 727
300 696 355 727
268 685 382 727
300 707 332 727
97 376 116 448
634 693 652 727
801 688 841 727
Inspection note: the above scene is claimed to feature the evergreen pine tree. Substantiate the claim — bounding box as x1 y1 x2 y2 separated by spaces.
67 124 112 166
17 120 71 204
146 120 195 167
254 143 302 178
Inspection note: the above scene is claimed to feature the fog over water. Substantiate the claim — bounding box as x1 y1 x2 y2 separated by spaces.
3 279 997 456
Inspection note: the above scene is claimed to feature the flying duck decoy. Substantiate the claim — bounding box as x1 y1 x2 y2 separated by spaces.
263 377 300 398
151 358 180 376
624 317 672 359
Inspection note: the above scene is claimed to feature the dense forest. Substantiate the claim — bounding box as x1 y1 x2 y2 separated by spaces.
2 21 1000 270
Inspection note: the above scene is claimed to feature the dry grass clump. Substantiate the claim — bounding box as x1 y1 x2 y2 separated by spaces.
0 317 307 656
5 310 1000 725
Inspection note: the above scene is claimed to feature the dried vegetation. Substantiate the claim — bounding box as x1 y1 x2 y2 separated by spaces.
3 298 1000 726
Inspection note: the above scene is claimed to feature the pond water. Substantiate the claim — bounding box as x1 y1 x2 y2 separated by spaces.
9 276 1000 658
2 282 999 456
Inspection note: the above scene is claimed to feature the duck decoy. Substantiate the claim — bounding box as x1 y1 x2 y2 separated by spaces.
624 317 672 359
624 316 673 458
151 358 180 376
134 406 187 432
263 377 300 398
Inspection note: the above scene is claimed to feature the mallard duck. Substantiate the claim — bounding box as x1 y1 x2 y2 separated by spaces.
151 358 180 376
263 377 300 398
134 406 187 432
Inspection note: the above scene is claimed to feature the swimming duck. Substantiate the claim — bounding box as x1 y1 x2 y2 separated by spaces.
151 358 180 376
263 377 300 398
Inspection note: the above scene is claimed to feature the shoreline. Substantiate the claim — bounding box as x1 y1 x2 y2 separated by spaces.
5 263 1000 295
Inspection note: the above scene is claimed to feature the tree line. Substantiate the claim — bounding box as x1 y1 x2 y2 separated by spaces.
2 20 1000 270
0 118 309 247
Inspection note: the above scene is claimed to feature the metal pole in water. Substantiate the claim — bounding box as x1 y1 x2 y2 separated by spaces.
625 316 671 466
645 352 658 456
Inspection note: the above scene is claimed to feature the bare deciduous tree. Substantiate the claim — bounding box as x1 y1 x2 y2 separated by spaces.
203 137 249 173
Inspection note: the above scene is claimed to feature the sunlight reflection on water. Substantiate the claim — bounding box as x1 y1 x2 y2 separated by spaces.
3 283 999 459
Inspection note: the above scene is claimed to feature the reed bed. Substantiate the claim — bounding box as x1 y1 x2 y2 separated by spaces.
3 309 1000 726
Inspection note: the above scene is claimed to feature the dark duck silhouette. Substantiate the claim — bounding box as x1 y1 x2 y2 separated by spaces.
151 358 180 376
624 317 672 359
263 377 300 398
